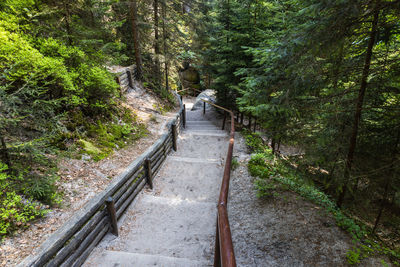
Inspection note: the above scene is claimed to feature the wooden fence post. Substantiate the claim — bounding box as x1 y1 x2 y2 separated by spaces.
126 70 133 88
145 158 153 189
172 123 177 151
222 112 227 130
213 218 221 267
240 113 244 124
183 104 186 129
115 76 122 97
253 119 256 132
106 197 118 236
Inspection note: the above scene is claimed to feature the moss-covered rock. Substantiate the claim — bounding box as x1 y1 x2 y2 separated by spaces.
181 67 200 83
78 139 104 161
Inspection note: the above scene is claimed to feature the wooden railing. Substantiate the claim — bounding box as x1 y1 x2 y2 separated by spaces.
200 99 237 267
18 92 185 267
114 65 136 95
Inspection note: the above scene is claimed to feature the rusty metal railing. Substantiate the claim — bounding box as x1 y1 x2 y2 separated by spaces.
200 99 236 267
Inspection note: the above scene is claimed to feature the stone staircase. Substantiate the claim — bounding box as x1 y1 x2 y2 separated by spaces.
83 106 228 266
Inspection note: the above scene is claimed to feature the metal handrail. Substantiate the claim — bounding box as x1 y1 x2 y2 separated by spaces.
200 99 236 267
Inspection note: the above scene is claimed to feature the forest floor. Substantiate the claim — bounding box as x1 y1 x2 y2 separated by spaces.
229 133 391 266
0 84 179 267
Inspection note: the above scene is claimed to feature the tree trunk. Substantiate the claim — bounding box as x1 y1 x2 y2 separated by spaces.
0 135 11 169
161 0 169 91
154 0 161 87
271 137 276 155
130 0 143 80
372 129 399 233
64 1 73 45
337 0 380 208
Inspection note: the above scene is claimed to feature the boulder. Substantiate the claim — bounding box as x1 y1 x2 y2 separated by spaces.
179 65 201 95
181 67 200 83
192 89 216 111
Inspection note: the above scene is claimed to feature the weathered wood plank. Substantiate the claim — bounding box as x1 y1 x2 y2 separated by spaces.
46 209 107 266
114 173 144 213
112 167 144 203
116 179 146 219
60 216 109 267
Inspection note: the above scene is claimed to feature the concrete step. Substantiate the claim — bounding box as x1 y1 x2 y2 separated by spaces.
185 129 226 133
186 120 215 123
83 107 224 267
150 157 224 202
186 125 221 131
86 251 211 267
184 131 228 138
186 127 220 131
183 131 228 138
185 112 210 121
114 195 216 261
186 121 216 126
175 135 228 158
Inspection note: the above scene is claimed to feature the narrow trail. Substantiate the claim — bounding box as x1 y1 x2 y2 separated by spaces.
84 99 227 266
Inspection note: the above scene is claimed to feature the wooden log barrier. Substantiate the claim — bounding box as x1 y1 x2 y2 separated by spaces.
106 197 118 236
145 158 153 189
172 124 177 151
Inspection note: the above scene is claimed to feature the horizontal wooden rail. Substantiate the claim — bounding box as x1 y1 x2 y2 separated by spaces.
200 98 237 267
18 92 185 267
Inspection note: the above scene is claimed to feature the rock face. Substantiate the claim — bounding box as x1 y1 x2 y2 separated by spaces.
179 65 201 95
191 89 216 111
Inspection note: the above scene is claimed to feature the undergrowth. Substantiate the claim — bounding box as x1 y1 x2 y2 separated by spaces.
0 163 49 239
0 105 148 239
242 130 400 266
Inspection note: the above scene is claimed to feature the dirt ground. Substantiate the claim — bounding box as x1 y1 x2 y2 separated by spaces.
0 84 179 267
229 133 391 266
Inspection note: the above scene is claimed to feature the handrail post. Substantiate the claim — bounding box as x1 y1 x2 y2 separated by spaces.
172 123 177 151
203 101 206 115
214 217 221 267
106 197 118 236
145 158 153 189
183 104 186 129
240 113 244 124
222 112 227 130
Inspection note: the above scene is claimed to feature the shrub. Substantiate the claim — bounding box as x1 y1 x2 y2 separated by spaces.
0 162 48 239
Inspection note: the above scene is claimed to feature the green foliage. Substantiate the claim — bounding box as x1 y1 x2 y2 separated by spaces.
0 0 154 238
205 0 400 258
242 130 266 153
0 162 48 239
231 157 239 171
346 248 361 265
245 132 400 264
79 116 148 162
